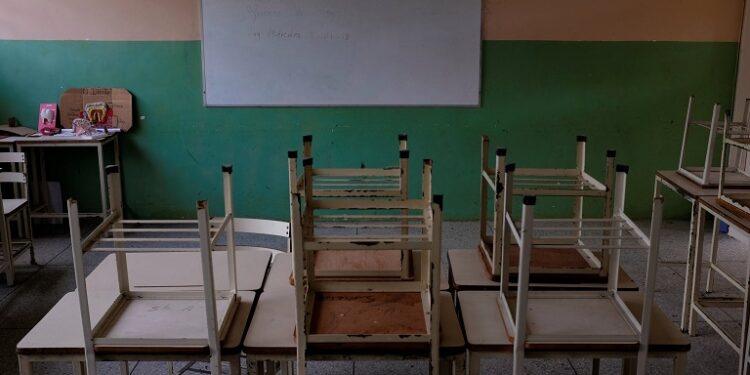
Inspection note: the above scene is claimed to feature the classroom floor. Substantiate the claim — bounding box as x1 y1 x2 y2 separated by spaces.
0 220 744 374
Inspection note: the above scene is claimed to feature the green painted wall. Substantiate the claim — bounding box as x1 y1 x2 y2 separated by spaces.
0 40 739 220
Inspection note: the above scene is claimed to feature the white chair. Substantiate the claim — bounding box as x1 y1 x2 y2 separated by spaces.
0 152 34 285
499 165 663 374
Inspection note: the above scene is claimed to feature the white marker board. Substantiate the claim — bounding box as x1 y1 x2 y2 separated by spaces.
201 0 482 106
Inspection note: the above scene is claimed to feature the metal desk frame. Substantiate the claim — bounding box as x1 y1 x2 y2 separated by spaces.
13 133 120 219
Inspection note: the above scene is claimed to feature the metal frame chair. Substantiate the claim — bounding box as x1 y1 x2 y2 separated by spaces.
500 165 663 374
0 151 34 285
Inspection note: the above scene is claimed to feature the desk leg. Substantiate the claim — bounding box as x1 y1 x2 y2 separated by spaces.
229 355 241 375
97 144 107 217
621 358 636 375
688 206 707 336
2 206 15 286
72 361 85 375
705 218 721 293
455 353 466 375
739 251 750 374
468 352 480 375
18 355 32 375
440 359 452 375
674 353 687 375
592 358 600 375
680 200 699 332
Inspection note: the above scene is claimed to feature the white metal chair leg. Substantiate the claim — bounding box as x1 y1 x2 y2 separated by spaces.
705 218 721 293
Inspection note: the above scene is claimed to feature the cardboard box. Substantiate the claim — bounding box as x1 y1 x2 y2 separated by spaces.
59 88 133 131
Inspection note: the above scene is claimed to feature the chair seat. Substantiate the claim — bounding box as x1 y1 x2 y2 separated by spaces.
3 198 27 216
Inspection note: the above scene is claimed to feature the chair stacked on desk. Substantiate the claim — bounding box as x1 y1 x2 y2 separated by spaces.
460 164 669 374
287 144 443 375
681 97 750 374
296 134 420 280
677 95 750 187
448 135 633 294
67 165 241 375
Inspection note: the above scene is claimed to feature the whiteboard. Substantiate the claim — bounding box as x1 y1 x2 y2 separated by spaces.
201 0 482 106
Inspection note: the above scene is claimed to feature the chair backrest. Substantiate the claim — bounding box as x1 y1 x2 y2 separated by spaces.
299 134 410 200
0 152 28 198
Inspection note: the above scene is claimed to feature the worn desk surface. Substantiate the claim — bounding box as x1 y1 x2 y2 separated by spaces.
87 249 271 292
458 290 690 353
17 248 273 357
17 290 255 356
243 253 463 356
656 170 750 200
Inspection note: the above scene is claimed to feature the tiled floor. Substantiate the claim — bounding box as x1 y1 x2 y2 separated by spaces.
0 220 745 374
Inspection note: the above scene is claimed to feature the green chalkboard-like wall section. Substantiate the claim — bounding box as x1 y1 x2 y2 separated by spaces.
0 40 738 220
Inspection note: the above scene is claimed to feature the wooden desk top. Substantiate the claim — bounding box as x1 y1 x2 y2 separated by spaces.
17 291 255 356
448 248 638 291
12 132 117 145
655 170 750 200
698 196 750 235
243 253 464 356
87 248 272 292
458 290 689 353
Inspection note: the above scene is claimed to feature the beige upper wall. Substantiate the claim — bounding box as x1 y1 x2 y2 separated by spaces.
484 0 745 41
0 0 744 41
0 0 201 41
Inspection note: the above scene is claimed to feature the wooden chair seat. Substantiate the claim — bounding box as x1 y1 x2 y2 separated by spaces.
244 253 464 357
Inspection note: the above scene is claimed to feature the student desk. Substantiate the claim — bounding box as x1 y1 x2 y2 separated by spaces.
458 290 690 375
654 170 750 332
12 133 120 220
244 253 466 374
689 196 750 372
16 249 272 374
16 291 254 375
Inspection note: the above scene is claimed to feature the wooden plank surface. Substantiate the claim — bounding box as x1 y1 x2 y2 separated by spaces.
98 298 235 343
17 291 255 355
448 248 637 290
458 290 689 352
656 170 750 199
244 252 461 355
310 292 427 335
700 196 750 234
314 250 402 276
87 249 271 291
